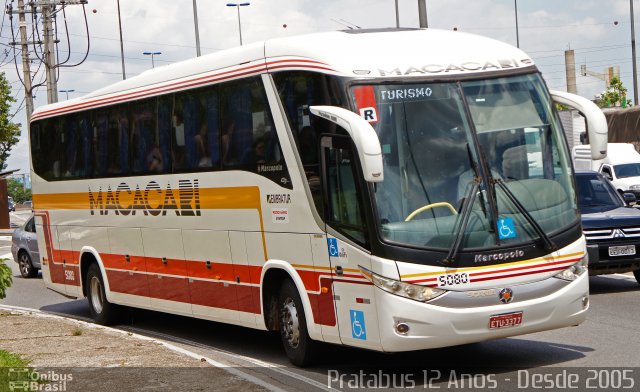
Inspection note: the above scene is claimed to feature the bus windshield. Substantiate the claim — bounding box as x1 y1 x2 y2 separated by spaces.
351 73 577 252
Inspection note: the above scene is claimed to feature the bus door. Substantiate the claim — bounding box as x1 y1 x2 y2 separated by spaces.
320 135 382 349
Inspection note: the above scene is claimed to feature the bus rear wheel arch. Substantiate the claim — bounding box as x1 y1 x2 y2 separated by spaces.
84 261 121 325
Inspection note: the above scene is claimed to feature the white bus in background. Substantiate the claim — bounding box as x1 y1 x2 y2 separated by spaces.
29 28 607 366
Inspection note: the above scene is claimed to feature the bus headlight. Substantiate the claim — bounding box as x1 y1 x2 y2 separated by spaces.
359 265 446 302
554 255 588 281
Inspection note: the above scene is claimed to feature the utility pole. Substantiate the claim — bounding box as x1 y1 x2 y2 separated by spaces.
16 0 34 122
7 0 88 113
418 0 428 28
564 50 577 94
42 1 58 104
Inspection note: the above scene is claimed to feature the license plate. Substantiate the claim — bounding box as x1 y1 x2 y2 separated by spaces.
489 312 523 329
608 245 636 257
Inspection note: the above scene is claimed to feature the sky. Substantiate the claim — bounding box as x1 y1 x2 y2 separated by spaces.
1 0 638 176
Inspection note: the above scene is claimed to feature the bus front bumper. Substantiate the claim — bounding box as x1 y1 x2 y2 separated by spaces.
375 273 589 352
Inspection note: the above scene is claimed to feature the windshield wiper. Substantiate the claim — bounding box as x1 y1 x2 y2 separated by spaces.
442 175 480 266
494 179 557 252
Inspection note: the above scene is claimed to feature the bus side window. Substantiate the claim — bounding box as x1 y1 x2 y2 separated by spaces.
131 99 157 174
221 83 252 167
196 90 219 168
95 105 129 176
322 135 368 246
172 95 188 171
273 71 348 214
61 116 78 178
30 119 59 181
157 96 173 173
79 117 93 178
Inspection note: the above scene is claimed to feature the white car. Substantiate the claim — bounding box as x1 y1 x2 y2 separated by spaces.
600 162 640 198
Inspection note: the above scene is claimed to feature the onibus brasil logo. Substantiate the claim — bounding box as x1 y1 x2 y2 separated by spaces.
6 368 73 391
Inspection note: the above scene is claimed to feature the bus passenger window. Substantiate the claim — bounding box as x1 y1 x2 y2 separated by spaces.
219 77 290 187
131 99 157 174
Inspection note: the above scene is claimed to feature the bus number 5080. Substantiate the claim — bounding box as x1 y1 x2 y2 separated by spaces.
438 272 469 287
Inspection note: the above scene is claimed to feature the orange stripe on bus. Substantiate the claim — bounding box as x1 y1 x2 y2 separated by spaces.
34 186 268 261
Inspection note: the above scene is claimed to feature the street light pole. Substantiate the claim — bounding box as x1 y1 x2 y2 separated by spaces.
59 89 75 100
226 3 250 46
193 0 201 56
631 0 638 105
395 0 399 28
515 0 520 48
143 52 161 68
418 0 428 28
117 0 126 79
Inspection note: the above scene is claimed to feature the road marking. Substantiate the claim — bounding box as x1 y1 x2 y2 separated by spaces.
0 304 290 392
123 326 330 391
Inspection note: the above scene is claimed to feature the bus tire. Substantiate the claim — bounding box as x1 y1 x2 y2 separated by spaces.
634 269 640 285
86 263 121 325
279 279 316 367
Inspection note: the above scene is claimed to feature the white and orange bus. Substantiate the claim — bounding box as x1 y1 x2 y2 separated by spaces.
29 28 607 366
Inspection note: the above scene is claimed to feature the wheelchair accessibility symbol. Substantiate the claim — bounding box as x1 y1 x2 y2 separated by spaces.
498 217 517 240
327 238 339 257
350 310 367 340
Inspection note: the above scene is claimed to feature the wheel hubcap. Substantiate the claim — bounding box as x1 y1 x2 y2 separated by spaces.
281 297 300 348
19 254 30 275
90 276 104 314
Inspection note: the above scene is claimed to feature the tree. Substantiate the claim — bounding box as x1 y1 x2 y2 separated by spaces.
0 72 21 171
600 76 629 108
0 259 11 299
7 178 31 203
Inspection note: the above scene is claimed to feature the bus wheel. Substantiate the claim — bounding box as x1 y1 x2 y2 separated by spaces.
86 263 120 325
279 279 316 367
634 269 640 285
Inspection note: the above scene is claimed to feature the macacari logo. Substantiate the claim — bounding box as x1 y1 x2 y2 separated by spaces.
88 179 201 216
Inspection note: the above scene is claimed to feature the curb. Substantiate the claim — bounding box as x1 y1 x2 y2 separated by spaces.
0 304 285 392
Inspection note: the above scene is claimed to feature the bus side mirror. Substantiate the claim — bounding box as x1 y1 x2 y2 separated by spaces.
309 105 384 182
550 90 608 160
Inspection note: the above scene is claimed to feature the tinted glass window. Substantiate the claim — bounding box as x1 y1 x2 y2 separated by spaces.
323 136 368 245
220 78 289 187
30 77 289 187
131 99 158 174
576 174 622 213
273 71 348 212
95 105 129 176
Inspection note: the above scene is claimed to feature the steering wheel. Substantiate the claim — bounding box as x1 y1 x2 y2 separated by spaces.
404 202 458 221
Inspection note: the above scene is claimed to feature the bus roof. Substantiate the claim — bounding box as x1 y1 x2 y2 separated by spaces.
32 28 535 121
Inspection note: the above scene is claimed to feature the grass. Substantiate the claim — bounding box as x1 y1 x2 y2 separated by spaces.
71 327 83 336
0 349 28 367
0 349 34 388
